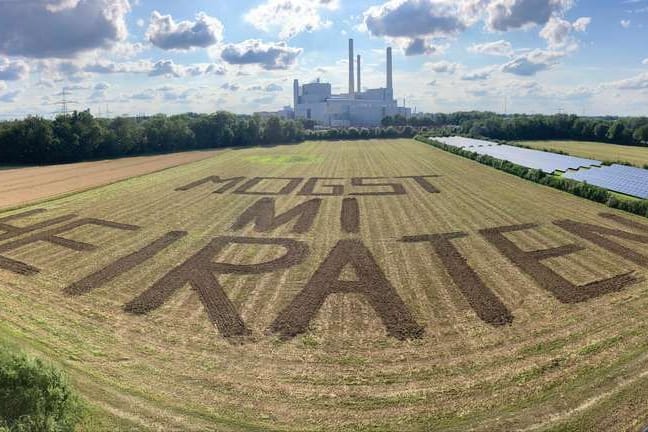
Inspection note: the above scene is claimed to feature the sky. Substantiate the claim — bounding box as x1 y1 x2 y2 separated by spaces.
0 0 647 119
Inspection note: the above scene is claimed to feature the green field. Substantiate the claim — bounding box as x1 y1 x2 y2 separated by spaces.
519 140 648 167
1 139 648 431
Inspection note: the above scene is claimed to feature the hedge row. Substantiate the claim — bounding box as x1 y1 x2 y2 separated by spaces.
416 136 648 219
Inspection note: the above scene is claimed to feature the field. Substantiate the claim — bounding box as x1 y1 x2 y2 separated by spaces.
519 140 648 167
0 150 219 210
1 139 648 431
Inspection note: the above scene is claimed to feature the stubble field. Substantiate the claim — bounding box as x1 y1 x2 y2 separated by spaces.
519 140 648 167
1 139 648 431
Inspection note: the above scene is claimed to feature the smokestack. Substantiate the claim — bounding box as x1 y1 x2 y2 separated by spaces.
348 39 355 98
293 79 299 112
386 47 393 92
357 55 361 93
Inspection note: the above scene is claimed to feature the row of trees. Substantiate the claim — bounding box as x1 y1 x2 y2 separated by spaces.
0 111 416 165
4 110 648 165
0 111 419 165
0 112 309 165
384 112 648 146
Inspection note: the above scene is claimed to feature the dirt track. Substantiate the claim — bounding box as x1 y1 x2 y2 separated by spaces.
0 150 220 209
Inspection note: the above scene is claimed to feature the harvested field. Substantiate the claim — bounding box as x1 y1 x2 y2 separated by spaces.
520 140 648 167
1 139 648 431
0 150 220 210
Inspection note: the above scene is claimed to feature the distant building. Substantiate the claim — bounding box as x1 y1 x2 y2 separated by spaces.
254 106 294 120
293 39 411 127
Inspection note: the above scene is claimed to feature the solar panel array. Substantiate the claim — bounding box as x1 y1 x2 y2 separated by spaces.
435 136 495 148
563 164 648 199
434 137 602 173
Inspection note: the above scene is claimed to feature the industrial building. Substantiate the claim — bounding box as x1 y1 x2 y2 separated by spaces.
292 39 411 127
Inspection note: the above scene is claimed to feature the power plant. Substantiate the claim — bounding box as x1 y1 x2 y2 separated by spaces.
292 39 411 127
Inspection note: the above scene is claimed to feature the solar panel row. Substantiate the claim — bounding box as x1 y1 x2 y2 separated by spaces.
563 165 648 199
434 137 601 173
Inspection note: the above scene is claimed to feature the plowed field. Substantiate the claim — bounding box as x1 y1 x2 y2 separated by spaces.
1 139 648 431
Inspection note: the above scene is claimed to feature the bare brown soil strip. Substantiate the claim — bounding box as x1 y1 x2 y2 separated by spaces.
0 218 139 275
0 209 76 241
0 150 219 209
402 232 513 326
341 198 360 233
397 175 442 194
350 177 407 196
124 236 308 338
554 219 648 267
270 239 424 340
298 177 345 196
480 223 641 303
233 177 305 195
231 198 322 234
175 175 245 193
65 231 188 296
599 213 648 232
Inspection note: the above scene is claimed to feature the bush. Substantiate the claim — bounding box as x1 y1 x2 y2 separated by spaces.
0 345 83 432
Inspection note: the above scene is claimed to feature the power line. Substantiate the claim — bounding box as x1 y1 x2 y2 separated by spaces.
53 87 78 117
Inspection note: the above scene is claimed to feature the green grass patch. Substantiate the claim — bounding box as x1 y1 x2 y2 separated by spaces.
578 335 623 357
245 155 323 165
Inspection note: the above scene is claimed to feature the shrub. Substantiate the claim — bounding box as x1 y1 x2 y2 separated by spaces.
0 344 83 432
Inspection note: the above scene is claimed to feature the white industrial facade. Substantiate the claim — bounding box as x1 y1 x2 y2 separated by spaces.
293 39 411 127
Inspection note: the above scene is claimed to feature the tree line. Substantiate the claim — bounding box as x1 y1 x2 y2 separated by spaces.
4 110 648 166
0 112 300 165
0 111 418 166
384 112 648 146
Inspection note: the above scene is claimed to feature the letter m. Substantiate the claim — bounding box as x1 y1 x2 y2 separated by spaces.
232 198 322 234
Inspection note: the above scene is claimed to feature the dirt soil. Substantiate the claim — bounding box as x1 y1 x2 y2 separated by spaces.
0 150 220 210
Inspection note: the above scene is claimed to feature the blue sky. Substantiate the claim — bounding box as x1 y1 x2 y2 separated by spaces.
0 0 647 118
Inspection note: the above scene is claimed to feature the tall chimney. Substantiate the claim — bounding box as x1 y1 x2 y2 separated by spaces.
386 47 393 92
348 39 355 98
357 55 361 93
293 79 299 113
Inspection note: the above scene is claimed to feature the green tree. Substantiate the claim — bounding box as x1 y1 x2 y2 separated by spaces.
0 344 83 431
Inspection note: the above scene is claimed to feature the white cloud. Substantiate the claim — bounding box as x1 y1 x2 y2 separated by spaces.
363 0 468 40
403 38 446 56
0 90 23 103
608 72 648 90
361 0 574 56
148 60 184 78
468 39 513 56
244 0 339 40
147 11 223 50
221 83 240 92
425 60 460 73
572 17 591 32
461 66 495 80
643 58 648 65
621 19 631 28
0 0 131 58
500 49 564 76
485 0 573 31
539 16 590 49
220 40 302 70
0 59 30 81
248 83 284 92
